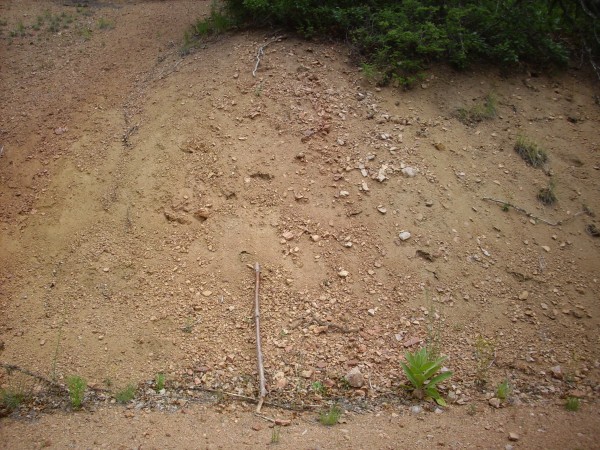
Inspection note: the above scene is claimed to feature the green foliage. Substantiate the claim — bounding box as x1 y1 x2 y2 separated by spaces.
515 135 548 168
115 384 136 403
155 373 166 392
271 426 281 443
496 379 511 400
0 388 26 411
457 93 497 125
220 0 598 81
400 347 452 405
182 1 233 55
67 375 87 409
311 381 325 395
319 404 341 426
565 396 580 411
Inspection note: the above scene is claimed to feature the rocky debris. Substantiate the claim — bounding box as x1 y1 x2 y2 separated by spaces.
338 269 349 278
193 209 210 221
282 231 295 241
345 367 364 388
550 365 563 379
377 205 387 214
339 190 350 197
375 165 388 182
410 405 423 415
518 291 529 300
164 210 190 224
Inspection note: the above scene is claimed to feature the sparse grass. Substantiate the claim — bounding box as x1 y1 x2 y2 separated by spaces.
115 384 136 403
67 375 86 409
474 336 495 387
97 17 115 30
515 135 548 167
10 20 27 37
565 396 580 411
271 426 281 444
79 26 92 41
319 404 341 426
181 1 232 55
311 381 325 395
466 404 477 416
0 388 26 411
155 373 166 392
537 179 557 205
496 379 511 400
457 94 497 125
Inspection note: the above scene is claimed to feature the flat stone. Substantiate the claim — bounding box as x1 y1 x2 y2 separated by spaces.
518 291 529 300
508 432 520 441
282 231 295 241
338 270 349 278
489 397 501 408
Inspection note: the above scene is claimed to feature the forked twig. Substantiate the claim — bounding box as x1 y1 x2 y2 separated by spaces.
1 363 67 392
252 36 285 77
254 262 267 412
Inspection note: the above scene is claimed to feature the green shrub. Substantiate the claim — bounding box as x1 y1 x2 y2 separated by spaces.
0 388 26 411
457 93 497 125
155 373 166 392
496 379 511 400
401 346 453 405
67 375 87 409
219 0 598 82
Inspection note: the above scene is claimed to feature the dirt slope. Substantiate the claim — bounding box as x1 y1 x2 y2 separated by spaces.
1 0 599 448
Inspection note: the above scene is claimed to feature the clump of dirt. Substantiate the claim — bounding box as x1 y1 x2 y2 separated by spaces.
1 0 599 447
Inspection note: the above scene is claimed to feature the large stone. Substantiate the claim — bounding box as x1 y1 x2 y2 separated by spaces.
345 367 364 388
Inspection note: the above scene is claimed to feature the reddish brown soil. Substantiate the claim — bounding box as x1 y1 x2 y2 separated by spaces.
1 1 599 448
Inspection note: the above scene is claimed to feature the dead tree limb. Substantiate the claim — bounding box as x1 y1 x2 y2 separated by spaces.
482 197 585 226
254 262 267 413
1 363 67 392
252 36 285 77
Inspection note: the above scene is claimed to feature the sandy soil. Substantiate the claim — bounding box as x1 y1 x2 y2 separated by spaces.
1 0 599 448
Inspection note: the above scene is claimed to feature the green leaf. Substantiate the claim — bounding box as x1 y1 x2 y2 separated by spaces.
400 362 420 388
427 370 453 388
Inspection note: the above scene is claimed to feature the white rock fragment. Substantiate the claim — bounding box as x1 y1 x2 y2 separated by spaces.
376 165 388 182
339 190 350 197
361 180 369 191
377 205 387 214
401 166 417 177
338 270 349 278
399 231 411 241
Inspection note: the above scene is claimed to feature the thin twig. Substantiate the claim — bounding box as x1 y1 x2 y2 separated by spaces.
482 197 585 226
254 262 267 413
254 413 292 426
185 386 317 411
1 363 67 392
252 36 285 77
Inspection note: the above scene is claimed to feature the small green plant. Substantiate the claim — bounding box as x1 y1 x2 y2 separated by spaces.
361 63 378 82
537 180 557 205
67 375 87 409
496 379 511 400
515 135 548 168
502 203 510 212
97 17 115 30
319 404 341 426
457 94 497 125
400 347 453 405
565 396 580 411
466 404 477 416
155 373 166 392
115 384 136 403
311 381 325 395
193 1 231 37
79 26 93 41
271 426 281 444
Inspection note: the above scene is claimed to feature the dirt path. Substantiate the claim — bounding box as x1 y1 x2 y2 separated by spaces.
1 0 600 448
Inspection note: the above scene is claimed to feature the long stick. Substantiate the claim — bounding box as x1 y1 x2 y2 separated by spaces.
252 35 285 77
482 197 585 226
254 262 267 412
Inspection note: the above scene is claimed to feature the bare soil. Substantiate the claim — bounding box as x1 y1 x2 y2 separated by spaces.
1 1 600 448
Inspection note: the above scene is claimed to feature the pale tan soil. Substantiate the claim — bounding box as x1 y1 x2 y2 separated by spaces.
1 0 600 448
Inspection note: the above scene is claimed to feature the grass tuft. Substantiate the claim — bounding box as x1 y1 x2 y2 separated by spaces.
319 405 341 426
537 180 557 205
155 373 166 392
515 136 548 167
457 94 497 125
496 379 511 400
565 396 580 411
115 384 136 404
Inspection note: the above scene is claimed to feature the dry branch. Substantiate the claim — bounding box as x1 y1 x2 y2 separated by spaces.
482 197 585 226
252 36 285 77
254 262 267 413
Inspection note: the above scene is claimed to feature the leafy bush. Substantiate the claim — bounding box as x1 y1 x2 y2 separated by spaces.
220 0 599 82
401 346 452 405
